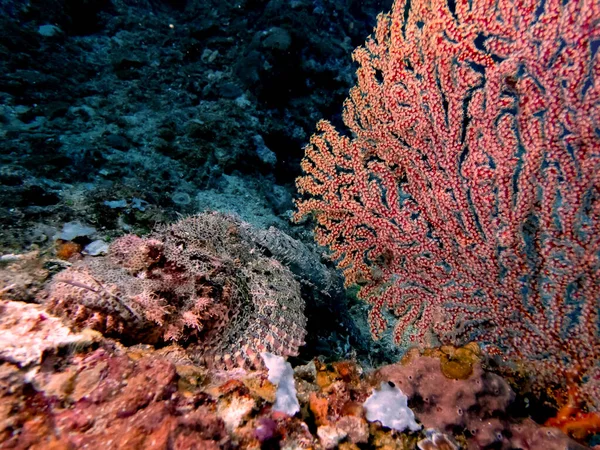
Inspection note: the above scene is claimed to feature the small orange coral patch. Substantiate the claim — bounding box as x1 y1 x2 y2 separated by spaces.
545 386 600 441
55 240 81 260
333 361 360 384
217 379 247 396
314 361 336 389
309 392 329 426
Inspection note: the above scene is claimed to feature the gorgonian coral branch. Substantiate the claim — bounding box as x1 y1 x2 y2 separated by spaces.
295 0 600 407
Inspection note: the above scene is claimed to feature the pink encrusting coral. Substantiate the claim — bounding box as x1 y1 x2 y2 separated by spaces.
41 212 307 370
295 0 600 408
376 355 515 446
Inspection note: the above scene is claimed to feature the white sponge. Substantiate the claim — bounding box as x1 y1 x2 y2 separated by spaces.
261 352 300 416
364 382 421 432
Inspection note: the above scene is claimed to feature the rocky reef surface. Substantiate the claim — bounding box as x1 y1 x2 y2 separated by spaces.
0 296 592 450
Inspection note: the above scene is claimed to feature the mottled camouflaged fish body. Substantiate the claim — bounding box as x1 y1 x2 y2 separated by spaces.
42 212 307 369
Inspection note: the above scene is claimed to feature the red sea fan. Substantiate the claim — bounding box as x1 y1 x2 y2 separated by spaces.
295 0 599 408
